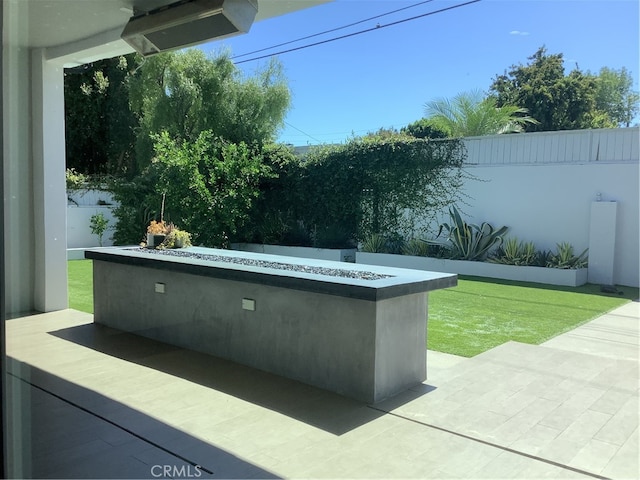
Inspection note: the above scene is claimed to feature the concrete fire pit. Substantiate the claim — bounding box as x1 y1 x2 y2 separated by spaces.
85 247 456 403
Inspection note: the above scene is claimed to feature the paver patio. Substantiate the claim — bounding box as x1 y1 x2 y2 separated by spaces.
5 301 638 479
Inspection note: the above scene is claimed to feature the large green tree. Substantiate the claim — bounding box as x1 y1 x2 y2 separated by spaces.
64 54 138 175
129 49 291 171
593 67 639 127
424 90 538 137
490 46 638 131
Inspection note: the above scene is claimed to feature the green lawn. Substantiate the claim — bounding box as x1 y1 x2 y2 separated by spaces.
68 260 638 357
428 276 638 357
68 259 94 314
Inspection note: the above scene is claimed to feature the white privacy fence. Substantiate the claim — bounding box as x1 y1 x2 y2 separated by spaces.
462 127 639 165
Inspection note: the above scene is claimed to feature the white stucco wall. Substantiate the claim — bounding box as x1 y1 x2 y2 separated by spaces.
67 206 116 248
440 159 639 287
66 189 117 248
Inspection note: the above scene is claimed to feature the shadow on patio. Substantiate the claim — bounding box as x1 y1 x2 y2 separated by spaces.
47 321 402 435
6 358 279 479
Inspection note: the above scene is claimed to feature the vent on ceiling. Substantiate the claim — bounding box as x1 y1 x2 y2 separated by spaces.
122 0 258 56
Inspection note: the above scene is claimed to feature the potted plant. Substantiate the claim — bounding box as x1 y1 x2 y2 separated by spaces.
159 228 192 249
146 220 170 248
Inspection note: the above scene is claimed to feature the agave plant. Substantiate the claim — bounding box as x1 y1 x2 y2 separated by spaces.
431 206 508 261
402 238 430 257
547 242 588 269
490 237 537 266
361 233 388 253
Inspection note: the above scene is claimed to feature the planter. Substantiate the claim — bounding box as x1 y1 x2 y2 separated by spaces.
231 243 356 263
356 252 588 287
146 234 166 248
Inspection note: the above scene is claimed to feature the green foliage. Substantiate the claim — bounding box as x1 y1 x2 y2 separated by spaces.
402 238 430 257
424 90 539 137
489 46 637 132
158 228 192 249
66 168 88 190
237 143 306 245
111 131 269 247
401 118 450 139
593 67 640 127
313 224 355 249
292 135 466 243
361 234 388 253
547 242 588 269
130 50 290 171
431 206 508 261
64 54 139 175
89 212 109 247
489 237 537 266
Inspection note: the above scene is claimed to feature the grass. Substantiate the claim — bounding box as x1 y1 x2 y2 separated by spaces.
68 259 94 314
428 276 638 357
68 260 638 357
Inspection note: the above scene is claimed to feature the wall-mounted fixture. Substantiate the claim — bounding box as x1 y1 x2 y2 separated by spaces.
242 298 255 311
122 0 258 56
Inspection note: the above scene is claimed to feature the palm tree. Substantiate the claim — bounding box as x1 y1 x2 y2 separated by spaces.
425 90 539 137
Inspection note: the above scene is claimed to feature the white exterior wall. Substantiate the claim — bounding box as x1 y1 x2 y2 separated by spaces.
435 128 639 287
456 163 638 287
66 189 117 248
67 206 116 248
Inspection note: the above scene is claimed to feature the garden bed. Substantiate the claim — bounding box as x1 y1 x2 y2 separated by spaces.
356 252 588 287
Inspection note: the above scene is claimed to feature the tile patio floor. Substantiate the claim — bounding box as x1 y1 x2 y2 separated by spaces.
5 301 639 479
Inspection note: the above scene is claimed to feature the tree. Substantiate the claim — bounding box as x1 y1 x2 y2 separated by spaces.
129 49 291 171
64 54 139 175
593 67 639 127
111 131 271 247
424 90 538 137
489 46 639 132
401 118 449 139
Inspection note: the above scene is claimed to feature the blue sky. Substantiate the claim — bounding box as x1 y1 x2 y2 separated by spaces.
201 0 640 145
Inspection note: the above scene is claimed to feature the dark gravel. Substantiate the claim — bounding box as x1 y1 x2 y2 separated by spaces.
130 247 393 281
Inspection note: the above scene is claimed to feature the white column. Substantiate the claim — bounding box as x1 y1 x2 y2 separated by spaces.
3 0 34 314
31 49 68 312
588 200 618 286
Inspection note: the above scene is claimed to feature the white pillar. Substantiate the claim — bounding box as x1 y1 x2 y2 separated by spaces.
3 0 34 314
588 200 618 286
31 49 68 312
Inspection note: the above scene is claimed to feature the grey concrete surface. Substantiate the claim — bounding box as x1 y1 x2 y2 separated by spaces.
5 302 638 479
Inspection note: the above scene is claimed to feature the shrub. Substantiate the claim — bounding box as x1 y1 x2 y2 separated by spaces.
489 237 537 266
111 131 271 247
402 239 431 257
547 242 588 269
361 233 387 253
89 212 109 247
294 136 466 243
430 206 508 261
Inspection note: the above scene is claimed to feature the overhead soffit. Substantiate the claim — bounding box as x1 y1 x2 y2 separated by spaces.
25 0 331 49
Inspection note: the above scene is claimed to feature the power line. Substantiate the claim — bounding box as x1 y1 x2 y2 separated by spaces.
235 0 482 65
284 121 324 143
231 0 436 60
